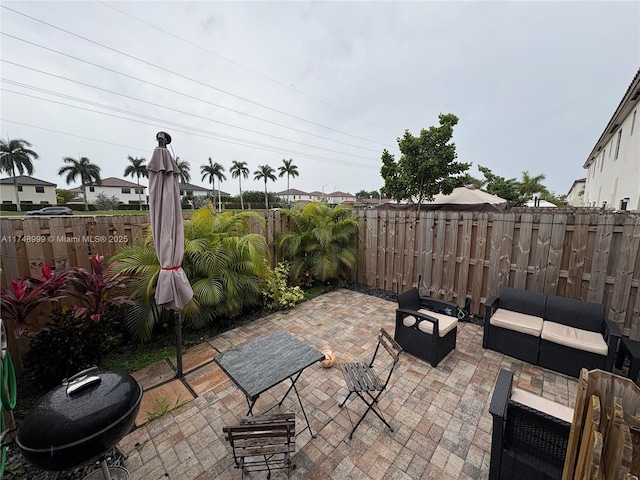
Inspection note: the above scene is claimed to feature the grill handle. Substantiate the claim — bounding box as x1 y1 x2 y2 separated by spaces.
65 367 102 396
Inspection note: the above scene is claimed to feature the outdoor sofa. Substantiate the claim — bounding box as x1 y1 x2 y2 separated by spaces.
489 369 573 480
483 287 621 378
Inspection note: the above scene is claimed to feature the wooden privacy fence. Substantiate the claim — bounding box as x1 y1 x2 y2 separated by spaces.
2 209 640 339
355 209 640 339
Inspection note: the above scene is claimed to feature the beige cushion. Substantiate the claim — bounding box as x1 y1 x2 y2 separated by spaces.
512 388 574 424
541 321 608 356
489 308 544 336
402 309 457 337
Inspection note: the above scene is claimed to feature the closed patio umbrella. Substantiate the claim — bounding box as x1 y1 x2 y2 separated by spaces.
147 132 193 377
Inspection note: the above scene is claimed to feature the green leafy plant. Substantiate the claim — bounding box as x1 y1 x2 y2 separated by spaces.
262 261 304 310
275 202 360 286
112 206 269 341
146 395 190 422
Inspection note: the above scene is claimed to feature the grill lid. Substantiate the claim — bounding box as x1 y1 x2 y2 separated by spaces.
17 367 142 451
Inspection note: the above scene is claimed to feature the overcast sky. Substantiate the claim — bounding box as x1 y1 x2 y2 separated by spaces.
1 1 638 198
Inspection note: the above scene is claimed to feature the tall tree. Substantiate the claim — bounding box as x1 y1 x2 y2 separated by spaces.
230 160 249 210
174 156 191 184
58 156 101 211
519 171 547 200
380 114 470 211
254 164 277 209
123 156 148 210
0 138 39 212
477 165 526 206
278 158 299 192
201 157 226 212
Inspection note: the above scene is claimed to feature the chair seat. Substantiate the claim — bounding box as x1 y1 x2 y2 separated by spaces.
340 362 384 393
402 309 458 336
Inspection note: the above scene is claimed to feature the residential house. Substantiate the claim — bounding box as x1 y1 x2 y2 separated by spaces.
583 68 640 210
277 188 315 203
0 175 57 205
565 178 586 207
325 191 356 205
179 182 229 199
70 177 147 205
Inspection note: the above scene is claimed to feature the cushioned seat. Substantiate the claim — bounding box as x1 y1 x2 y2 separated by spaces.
541 321 608 356
402 309 458 336
490 309 544 337
511 388 574 424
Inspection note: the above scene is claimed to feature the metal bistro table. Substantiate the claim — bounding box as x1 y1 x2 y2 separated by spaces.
214 331 325 437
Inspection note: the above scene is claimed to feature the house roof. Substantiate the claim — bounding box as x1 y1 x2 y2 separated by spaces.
71 177 145 190
584 67 640 169
567 178 586 194
308 191 324 196
179 182 210 192
277 188 309 195
326 191 354 197
0 175 56 186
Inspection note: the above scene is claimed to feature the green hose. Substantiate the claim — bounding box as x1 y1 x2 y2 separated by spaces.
0 354 16 411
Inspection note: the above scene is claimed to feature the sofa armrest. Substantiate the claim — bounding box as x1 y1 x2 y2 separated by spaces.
489 369 513 480
419 296 458 317
603 319 622 371
483 296 499 349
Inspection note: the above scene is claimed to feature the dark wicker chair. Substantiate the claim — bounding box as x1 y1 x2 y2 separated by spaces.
395 288 458 367
489 369 572 480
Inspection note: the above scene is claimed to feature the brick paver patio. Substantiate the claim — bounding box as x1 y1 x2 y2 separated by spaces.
118 289 578 479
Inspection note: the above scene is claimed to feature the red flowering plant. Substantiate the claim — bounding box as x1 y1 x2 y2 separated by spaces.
0 264 66 338
64 254 134 323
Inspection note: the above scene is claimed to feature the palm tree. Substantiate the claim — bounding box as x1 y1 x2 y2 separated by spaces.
278 158 299 193
112 207 268 340
174 156 191 184
123 156 148 210
254 164 277 210
58 156 101 211
0 138 39 212
275 202 360 285
201 157 226 212
230 160 249 210
519 171 547 200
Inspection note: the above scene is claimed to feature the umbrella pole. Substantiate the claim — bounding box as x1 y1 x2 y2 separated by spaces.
174 309 183 378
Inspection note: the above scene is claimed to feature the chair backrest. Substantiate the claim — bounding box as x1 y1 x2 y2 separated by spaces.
397 288 421 311
370 328 403 388
223 412 296 466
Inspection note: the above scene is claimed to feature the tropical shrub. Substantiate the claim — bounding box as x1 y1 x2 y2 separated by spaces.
275 202 361 285
262 261 304 310
3 256 132 390
112 206 269 341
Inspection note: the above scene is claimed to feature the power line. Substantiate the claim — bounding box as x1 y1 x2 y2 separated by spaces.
97 0 396 136
0 39 385 154
1 5 392 147
1 71 380 160
0 100 374 169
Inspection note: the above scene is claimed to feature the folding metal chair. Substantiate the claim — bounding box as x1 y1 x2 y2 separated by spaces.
339 328 403 439
222 412 296 479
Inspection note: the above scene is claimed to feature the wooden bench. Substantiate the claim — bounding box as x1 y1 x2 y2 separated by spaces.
222 412 296 479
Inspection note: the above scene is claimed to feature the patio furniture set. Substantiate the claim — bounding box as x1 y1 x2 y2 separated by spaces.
217 286 636 479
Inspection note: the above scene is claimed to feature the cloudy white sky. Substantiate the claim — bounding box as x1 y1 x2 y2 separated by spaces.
1 1 638 198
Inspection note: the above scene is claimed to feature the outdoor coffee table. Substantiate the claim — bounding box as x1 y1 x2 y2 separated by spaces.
214 331 325 437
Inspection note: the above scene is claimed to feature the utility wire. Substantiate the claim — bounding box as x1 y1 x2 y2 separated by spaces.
1 72 380 160
1 5 392 147
0 40 384 154
0 97 373 169
97 0 396 136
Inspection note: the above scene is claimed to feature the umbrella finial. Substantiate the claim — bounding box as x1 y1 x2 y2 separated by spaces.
156 131 172 148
